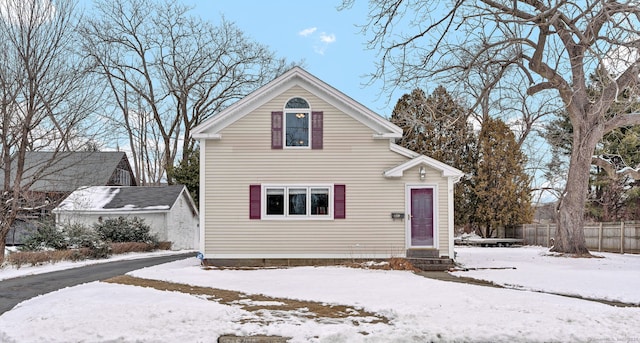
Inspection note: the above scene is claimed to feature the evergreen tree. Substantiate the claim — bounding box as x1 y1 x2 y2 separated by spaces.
391 87 478 227
474 117 533 237
168 147 200 207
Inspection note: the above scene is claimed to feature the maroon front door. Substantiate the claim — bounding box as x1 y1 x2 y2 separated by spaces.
410 188 434 246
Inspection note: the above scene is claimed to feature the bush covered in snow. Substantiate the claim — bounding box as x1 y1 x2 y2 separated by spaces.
94 216 158 245
21 222 111 259
21 221 66 251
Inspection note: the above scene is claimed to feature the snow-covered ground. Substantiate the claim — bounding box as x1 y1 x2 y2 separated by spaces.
451 245 640 304
0 246 639 342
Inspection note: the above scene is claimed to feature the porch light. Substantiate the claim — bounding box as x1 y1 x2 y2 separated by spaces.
419 166 426 180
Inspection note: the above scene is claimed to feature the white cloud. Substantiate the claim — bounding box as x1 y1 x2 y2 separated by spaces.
298 27 317 37
299 27 336 55
603 45 639 76
319 32 336 44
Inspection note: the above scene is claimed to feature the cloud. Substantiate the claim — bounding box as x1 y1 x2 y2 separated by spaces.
319 32 336 44
298 27 317 37
299 27 336 55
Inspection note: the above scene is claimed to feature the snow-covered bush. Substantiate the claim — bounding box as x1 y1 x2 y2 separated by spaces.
21 222 111 259
21 221 66 251
94 216 158 245
63 223 99 248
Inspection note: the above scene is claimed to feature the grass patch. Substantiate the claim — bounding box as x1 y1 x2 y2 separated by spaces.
104 275 390 326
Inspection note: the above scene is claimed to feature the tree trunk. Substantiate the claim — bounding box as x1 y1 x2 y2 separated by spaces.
552 129 597 255
0 236 5 264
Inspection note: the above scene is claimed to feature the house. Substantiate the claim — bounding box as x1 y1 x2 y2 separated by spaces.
52 185 199 250
3 151 137 245
192 67 463 266
4 151 136 193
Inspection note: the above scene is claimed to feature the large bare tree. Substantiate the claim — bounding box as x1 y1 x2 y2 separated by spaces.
81 0 293 184
346 0 640 254
0 0 101 262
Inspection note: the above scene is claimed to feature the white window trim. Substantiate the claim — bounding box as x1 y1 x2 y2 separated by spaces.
283 97 312 149
262 184 334 220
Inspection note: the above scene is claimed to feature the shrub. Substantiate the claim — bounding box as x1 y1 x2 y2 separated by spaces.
110 242 154 254
94 216 158 245
21 221 67 251
7 249 86 268
86 240 111 259
60 223 111 259
63 223 100 249
156 241 172 250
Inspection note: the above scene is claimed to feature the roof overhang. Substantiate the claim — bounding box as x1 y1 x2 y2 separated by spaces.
191 67 402 140
384 154 464 182
52 208 170 215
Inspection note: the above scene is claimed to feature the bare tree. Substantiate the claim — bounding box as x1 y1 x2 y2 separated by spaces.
81 0 294 184
345 0 640 255
0 0 101 262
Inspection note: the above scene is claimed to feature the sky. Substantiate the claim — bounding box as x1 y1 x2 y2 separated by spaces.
178 0 409 117
1 246 639 342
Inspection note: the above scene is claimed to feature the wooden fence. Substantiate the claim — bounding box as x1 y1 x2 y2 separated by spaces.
517 222 640 254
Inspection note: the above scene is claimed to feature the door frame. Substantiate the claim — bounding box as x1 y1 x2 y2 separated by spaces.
405 184 439 249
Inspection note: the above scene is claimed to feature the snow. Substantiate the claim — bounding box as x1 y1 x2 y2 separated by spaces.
55 186 119 211
0 250 193 281
1 246 639 342
451 246 640 304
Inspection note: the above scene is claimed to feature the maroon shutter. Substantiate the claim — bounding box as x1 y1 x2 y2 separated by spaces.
334 184 345 219
311 111 323 149
249 185 261 219
271 111 283 149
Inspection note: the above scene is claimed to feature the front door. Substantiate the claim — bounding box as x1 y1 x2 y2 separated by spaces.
410 188 434 246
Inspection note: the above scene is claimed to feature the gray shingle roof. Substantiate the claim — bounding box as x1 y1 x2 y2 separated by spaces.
104 186 184 210
54 185 196 214
2 151 131 192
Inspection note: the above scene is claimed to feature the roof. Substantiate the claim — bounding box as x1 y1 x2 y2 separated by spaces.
1 151 132 193
192 66 403 140
386 144 464 181
53 185 198 215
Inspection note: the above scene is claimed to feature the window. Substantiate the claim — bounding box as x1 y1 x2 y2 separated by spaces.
285 97 310 147
250 184 344 220
272 98 323 150
266 188 284 215
264 186 331 219
113 168 131 186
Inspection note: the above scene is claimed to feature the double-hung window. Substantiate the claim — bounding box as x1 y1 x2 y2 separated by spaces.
285 97 310 148
263 185 331 219
272 97 323 150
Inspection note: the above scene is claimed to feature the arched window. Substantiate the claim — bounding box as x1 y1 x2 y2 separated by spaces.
284 97 310 147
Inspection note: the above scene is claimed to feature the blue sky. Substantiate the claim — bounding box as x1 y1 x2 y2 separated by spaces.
179 0 410 117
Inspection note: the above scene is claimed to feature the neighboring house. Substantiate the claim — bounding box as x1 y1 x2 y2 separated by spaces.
3 151 137 245
192 67 463 265
53 185 199 250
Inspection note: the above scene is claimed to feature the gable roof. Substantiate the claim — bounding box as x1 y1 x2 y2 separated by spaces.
386 143 464 181
192 66 402 140
1 151 135 193
53 185 198 215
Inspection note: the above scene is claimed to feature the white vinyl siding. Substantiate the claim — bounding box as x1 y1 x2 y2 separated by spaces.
202 85 452 258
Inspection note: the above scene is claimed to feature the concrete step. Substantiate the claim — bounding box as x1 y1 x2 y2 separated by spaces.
407 258 455 272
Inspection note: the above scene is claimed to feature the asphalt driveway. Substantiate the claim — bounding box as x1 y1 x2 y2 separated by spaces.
0 252 194 315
